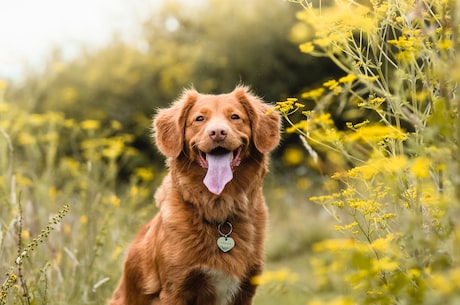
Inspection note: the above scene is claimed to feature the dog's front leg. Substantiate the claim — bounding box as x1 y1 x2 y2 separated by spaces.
231 267 261 305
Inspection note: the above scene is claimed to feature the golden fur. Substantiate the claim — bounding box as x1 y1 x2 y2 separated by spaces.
109 86 280 305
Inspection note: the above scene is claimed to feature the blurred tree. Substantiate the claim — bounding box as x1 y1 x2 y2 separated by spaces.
11 0 339 168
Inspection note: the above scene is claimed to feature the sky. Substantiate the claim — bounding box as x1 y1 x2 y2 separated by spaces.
0 0 163 81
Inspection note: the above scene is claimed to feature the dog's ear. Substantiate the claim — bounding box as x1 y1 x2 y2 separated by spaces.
234 86 281 153
154 89 198 157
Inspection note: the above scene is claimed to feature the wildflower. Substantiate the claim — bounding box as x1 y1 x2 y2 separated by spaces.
29 113 47 126
275 98 300 115
323 79 340 90
102 139 124 159
310 195 334 202
282 146 304 166
297 177 311 190
301 87 325 99
49 187 57 200
285 120 307 133
299 41 315 54
44 131 59 143
134 167 154 181
313 238 356 252
64 118 76 128
339 74 357 84
410 157 431 178
64 224 71 235
346 125 407 142
18 132 36 145
16 175 33 186
370 233 397 252
109 195 121 207
368 97 385 108
429 273 454 293
80 215 88 224
21 230 30 239
131 186 139 197
438 39 453 50
111 120 123 130
311 112 334 126
250 268 298 286
372 256 399 272
80 119 100 130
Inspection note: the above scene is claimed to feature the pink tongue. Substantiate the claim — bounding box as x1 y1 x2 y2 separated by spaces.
203 152 233 195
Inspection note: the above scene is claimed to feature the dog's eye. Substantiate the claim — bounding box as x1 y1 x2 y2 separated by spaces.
230 114 240 120
195 115 205 122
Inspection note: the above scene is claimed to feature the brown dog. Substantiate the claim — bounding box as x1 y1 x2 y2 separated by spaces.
109 86 280 305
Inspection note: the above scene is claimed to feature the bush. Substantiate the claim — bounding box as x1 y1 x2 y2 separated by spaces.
279 0 460 303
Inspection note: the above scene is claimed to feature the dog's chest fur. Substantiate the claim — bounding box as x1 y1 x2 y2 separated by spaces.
205 268 241 305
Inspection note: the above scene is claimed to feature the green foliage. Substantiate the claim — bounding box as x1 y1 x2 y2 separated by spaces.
280 0 460 303
9 0 334 172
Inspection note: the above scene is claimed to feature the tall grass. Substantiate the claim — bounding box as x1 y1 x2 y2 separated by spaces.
0 97 159 304
0 83 321 304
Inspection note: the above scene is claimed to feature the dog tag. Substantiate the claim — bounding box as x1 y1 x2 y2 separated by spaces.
217 236 235 253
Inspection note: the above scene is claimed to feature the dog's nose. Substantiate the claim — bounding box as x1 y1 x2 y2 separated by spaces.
208 125 228 142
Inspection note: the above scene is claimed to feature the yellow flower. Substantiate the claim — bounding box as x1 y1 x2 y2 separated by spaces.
275 98 299 115
282 146 304 166
346 125 407 142
29 113 47 126
438 39 453 50
369 97 385 108
372 256 399 272
134 167 154 181
297 177 311 190
312 112 334 126
301 87 325 99
17 132 36 145
370 233 397 252
410 157 431 178
250 268 298 286
289 22 311 43
323 79 340 90
64 224 71 235
429 274 453 293
110 120 123 130
313 37 331 48
299 41 315 54
109 195 121 207
49 187 57 199
80 119 100 130
339 74 357 84
313 238 356 252
285 120 307 133
80 215 88 224
21 230 30 240
102 139 124 159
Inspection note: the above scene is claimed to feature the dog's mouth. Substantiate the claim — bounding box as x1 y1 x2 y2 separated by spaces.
197 146 243 195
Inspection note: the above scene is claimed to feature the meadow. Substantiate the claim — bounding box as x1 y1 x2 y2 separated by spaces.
2 0 460 304
0 97 326 304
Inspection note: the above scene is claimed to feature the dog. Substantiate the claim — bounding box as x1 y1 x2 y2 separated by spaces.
109 86 281 305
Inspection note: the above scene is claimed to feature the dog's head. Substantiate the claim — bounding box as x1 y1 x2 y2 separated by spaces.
154 86 280 195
